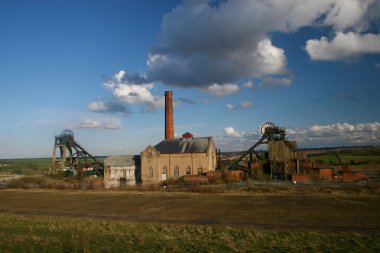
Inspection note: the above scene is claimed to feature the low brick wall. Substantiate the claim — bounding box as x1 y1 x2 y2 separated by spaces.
292 173 311 183
319 168 333 181
183 175 208 183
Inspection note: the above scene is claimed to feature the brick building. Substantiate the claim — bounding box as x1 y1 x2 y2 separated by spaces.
140 91 217 184
140 133 216 184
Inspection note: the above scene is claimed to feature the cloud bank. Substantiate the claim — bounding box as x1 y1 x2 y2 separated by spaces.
219 122 380 151
145 0 379 89
288 122 380 146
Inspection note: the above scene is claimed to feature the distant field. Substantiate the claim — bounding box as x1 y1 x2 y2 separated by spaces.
0 157 106 175
0 158 52 175
0 190 379 252
309 153 380 165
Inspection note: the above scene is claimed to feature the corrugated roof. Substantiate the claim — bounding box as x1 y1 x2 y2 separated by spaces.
154 137 210 153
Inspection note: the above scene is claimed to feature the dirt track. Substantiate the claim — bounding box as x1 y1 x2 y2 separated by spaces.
0 190 379 232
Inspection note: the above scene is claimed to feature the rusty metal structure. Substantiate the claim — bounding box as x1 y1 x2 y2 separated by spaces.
50 129 103 176
231 122 298 179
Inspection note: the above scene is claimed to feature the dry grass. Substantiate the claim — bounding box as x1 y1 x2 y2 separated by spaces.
0 213 378 253
0 189 379 232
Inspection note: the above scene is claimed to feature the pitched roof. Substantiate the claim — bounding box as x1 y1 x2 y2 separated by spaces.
154 137 211 154
104 155 140 166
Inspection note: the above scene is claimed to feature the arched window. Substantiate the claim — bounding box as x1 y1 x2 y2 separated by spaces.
185 166 191 175
174 166 179 177
197 166 203 175
147 166 153 177
161 166 168 180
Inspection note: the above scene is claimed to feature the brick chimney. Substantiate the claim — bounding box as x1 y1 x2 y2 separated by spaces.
165 91 174 140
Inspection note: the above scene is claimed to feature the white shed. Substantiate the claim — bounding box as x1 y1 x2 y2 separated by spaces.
104 155 140 188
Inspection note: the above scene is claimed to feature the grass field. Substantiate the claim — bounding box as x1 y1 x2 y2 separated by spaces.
0 213 378 253
309 154 380 165
0 158 52 175
0 157 106 175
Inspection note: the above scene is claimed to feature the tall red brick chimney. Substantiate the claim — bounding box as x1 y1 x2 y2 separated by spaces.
165 91 174 140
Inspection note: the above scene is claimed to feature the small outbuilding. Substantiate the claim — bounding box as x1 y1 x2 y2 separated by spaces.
103 155 141 188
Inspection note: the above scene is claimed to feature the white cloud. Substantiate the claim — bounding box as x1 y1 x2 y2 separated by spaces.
240 101 253 108
218 122 380 152
375 62 380 68
225 104 235 110
89 101 107 111
224 127 245 138
323 0 375 32
243 81 253 88
146 0 380 87
104 70 164 111
88 100 131 115
288 122 380 146
226 101 253 110
306 32 380 61
73 117 121 129
253 39 287 76
258 76 292 88
206 83 239 96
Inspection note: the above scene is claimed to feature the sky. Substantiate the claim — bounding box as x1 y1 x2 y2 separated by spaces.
1 0 380 159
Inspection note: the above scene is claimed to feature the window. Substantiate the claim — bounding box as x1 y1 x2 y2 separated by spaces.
197 166 203 175
174 166 179 177
147 166 153 177
185 166 191 175
161 166 168 181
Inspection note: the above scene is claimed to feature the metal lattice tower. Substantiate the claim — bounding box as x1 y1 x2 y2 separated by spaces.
51 129 103 176
230 122 291 170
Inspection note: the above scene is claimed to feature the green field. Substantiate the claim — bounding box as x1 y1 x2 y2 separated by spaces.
0 158 52 175
0 157 106 175
0 213 378 253
309 153 380 165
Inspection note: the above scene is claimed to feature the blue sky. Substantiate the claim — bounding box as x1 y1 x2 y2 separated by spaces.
1 0 380 158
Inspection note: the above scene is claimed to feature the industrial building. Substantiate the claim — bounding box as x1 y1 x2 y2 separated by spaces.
140 91 217 184
103 155 140 188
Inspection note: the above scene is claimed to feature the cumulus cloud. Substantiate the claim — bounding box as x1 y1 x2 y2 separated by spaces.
147 0 315 88
287 122 380 146
88 100 131 115
206 83 239 96
73 117 121 129
218 122 380 152
144 0 380 87
224 127 245 138
243 81 253 89
104 70 164 111
258 76 293 88
226 101 253 110
306 32 380 61
323 0 375 32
